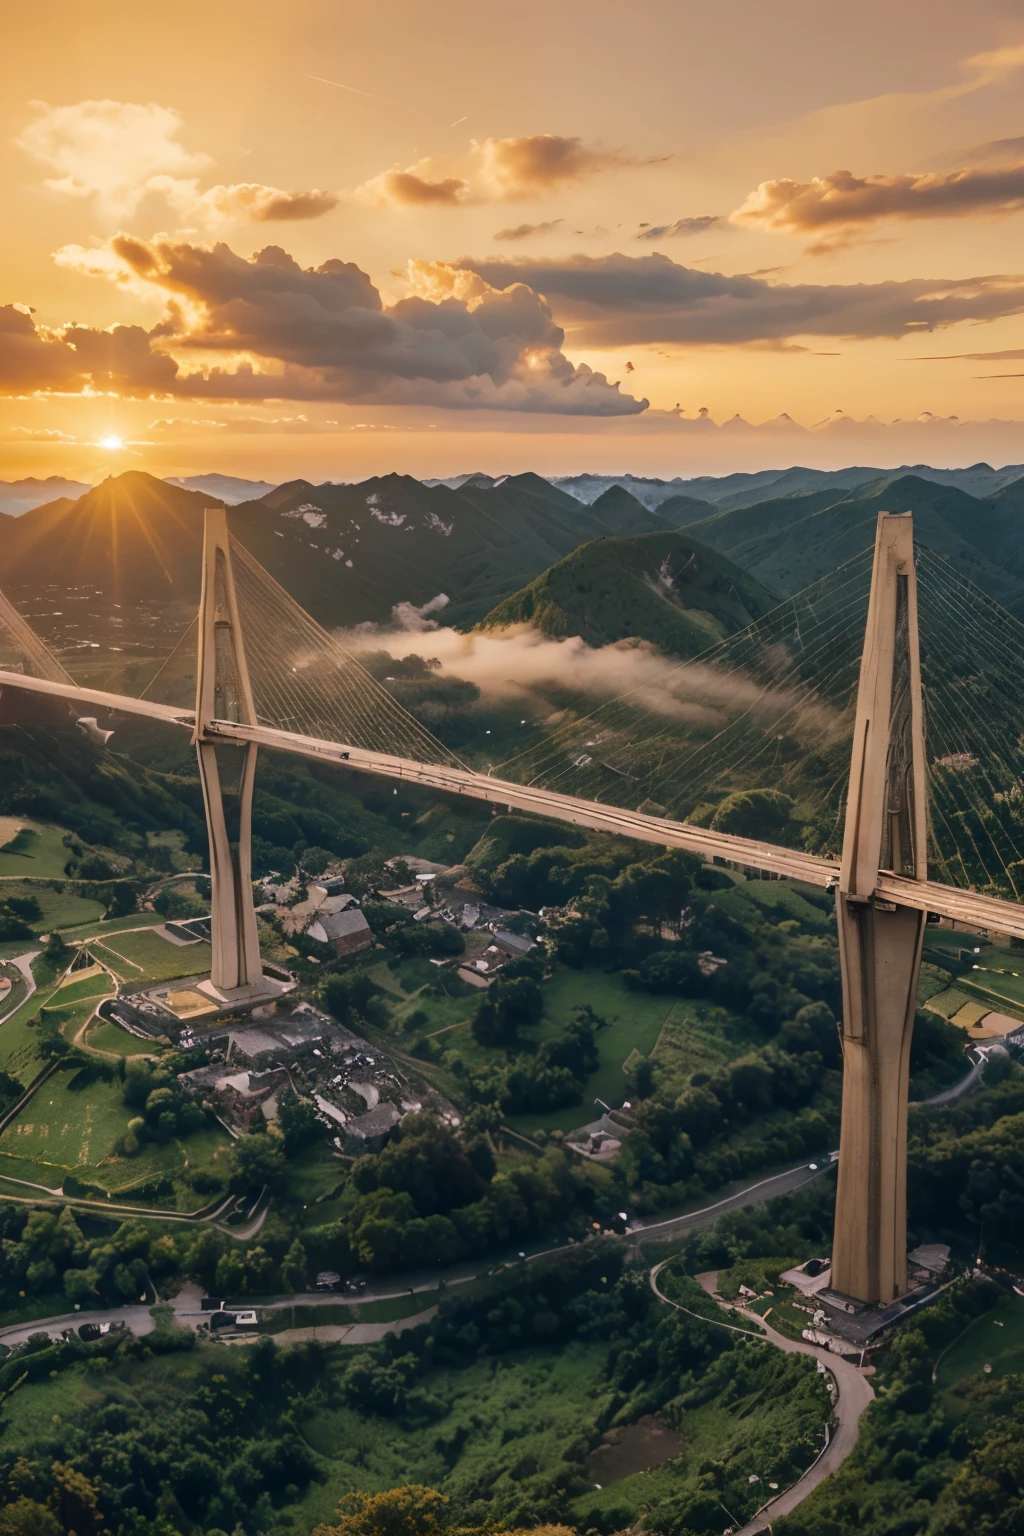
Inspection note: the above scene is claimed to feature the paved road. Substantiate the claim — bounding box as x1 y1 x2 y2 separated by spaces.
650 1261 874 1534
0 949 38 1027
914 1046 997 1107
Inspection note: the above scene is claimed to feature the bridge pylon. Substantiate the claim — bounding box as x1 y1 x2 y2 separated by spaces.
832 512 928 1305
193 508 263 995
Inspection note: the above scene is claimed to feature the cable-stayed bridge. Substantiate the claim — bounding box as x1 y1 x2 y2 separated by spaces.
1 508 1021 1310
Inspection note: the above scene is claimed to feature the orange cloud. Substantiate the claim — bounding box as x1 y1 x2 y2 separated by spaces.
16 100 337 226
733 163 1024 248
356 134 659 207
8 238 647 416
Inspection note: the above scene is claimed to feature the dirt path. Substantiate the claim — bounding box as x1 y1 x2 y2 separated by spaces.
231 1306 439 1347
650 1261 874 1533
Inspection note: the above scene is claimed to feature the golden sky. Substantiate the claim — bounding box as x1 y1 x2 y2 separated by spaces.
4 0 1024 482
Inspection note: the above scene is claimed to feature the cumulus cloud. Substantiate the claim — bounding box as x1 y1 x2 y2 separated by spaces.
357 167 469 206
16 99 337 225
5 238 646 415
494 219 564 241
191 183 339 222
733 163 1024 248
356 133 658 207
635 216 723 240
477 134 651 198
452 251 1024 346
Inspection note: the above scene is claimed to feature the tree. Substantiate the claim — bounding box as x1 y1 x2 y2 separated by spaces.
300 846 333 877
279 1091 324 1154
0 1499 61 1536
214 1251 244 1296
230 1132 288 1194
42 930 71 969
630 1054 656 1099
281 1238 309 1292
313 1486 451 1536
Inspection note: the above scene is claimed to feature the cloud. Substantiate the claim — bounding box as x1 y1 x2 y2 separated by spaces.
477 134 651 199
16 100 337 225
451 251 1024 346
494 219 564 241
733 164 1024 247
357 167 469 206
16 99 210 219
9 238 647 415
344 619 842 744
635 216 723 240
356 133 659 207
959 135 1024 167
193 184 339 222
148 413 336 433
911 347 1024 361
6 426 78 442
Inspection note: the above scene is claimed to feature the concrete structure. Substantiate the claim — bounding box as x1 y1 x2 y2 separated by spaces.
192 508 263 998
832 514 928 1306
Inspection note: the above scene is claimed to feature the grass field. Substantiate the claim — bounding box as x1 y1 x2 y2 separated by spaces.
89 926 213 983
49 970 115 1006
84 1017 164 1058
0 879 105 935
937 1294 1024 1393
0 964 65 1084
0 1063 232 1203
0 823 70 880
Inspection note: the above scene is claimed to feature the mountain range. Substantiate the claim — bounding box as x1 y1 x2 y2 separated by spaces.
684 472 1024 614
8 464 1024 653
1 470 706 629
548 462 1024 511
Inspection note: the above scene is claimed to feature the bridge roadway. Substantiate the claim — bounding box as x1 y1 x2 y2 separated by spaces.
5 668 1024 940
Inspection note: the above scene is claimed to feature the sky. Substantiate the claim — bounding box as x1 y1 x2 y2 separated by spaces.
4 0 1024 483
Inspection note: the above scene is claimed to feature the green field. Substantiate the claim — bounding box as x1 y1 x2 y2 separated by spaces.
0 967 65 1084
937 1294 1024 1393
48 971 115 1007
84 1017 165 1058
89 926 213 983
0 1064 232 1204
0 823 70 879
0 879 105 935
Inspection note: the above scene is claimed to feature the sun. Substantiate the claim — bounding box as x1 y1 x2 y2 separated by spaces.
99 434 124 450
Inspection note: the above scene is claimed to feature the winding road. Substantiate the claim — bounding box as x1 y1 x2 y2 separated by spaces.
649 1260 874 1534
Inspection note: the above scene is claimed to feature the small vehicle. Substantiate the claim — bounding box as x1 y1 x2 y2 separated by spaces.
233 1310 258 1327
77 1321 113 1342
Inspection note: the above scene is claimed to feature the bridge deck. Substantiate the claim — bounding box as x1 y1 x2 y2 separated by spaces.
4 669 1024 939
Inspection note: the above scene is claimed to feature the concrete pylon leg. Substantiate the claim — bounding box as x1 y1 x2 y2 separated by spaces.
193 507 263 995
197 739 262 991
832 898 925 1302
831 511 929 1305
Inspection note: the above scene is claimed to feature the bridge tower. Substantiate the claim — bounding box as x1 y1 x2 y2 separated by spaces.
193 508 263 996
831 512 929 1304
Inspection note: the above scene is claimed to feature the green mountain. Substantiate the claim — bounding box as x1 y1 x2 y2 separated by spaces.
477 530 777 656
1 472 217 604
3 471 670 633
686 473 1024 613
